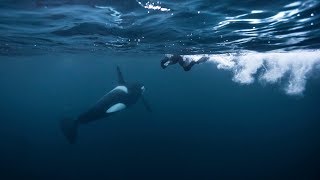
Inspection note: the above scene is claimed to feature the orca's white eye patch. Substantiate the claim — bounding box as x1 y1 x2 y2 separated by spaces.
113 86 128 93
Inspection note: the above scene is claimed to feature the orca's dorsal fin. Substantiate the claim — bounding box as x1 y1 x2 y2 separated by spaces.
116 66 126 85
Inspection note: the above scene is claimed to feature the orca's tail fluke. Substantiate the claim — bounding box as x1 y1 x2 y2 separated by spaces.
60 117 79 144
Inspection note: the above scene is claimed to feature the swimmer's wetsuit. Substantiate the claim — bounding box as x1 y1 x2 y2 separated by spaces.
161 54 208 71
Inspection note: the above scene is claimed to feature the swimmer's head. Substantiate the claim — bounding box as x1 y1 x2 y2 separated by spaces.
160 57 170 69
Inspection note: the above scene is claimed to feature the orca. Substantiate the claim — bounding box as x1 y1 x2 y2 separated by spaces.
60 66 151 144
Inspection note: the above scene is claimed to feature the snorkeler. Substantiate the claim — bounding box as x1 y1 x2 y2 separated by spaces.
160 54 208 71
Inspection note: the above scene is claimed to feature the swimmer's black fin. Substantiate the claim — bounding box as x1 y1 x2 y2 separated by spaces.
142 95 152 112
116 66 126 85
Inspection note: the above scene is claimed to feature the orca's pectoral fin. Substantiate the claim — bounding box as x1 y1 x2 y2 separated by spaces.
141 95 152 112
60 117 78 144
116 66 126 85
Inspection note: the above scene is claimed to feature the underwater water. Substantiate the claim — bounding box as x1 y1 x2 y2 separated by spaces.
1 0 320 179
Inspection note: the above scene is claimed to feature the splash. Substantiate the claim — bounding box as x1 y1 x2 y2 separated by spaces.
136 0 170 12
180 50 320 95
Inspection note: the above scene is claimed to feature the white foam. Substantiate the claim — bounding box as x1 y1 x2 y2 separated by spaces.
179 50 320 95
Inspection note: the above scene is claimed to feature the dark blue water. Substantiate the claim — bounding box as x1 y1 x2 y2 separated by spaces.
1 0 320 179
1 0 320 55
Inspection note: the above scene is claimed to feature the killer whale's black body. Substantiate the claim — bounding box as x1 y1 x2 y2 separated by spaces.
61 66 151 144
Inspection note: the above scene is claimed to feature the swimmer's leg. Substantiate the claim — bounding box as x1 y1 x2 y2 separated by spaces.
182 57 208 71
183 61 196 71
196 57 209 64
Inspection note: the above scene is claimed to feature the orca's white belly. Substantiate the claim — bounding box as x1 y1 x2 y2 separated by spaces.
106 103 126 113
